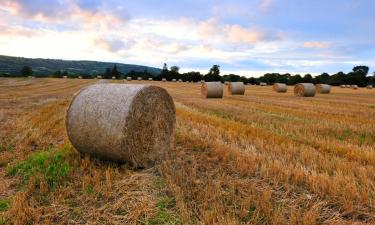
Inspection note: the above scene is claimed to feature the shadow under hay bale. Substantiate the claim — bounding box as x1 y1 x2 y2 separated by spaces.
294 83 316 97
66 84 176 168
316 84 331 94
228 82 245 95
273 83 287 93
201 81 223 98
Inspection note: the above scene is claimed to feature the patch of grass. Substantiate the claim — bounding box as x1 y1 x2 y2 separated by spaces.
369 105 375 109
0 198 10 212
7 144 72 189
243 205 256 222
147 197 182 225
84 184 95 196
153 177 166 190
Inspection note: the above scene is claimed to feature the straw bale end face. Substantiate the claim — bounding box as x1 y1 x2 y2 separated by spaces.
201 82 223 98
294 83 316 97
273 83 287 93
228 82 245 95
66 84 176 168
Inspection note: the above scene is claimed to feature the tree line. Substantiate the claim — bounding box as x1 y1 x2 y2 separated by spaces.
2 64 374 87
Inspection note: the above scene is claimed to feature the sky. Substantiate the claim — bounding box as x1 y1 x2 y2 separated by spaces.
0 0 374 77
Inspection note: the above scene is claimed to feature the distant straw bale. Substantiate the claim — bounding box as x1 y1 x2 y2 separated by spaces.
228 82 245 95
316 84 331 94
273 83 287 93
294 83 316 97
201 82 223 98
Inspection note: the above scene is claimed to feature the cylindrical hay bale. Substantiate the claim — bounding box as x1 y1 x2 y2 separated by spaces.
137 77 142 81
172 79 177 82
162 78 167 82
294 83 316 97
351 85 358 89
97 75 102 79
66 84 176 168
316 84 331 94
112 76 116 80
201 82 223 98
367 85 373 89
273 83 287 93
228 82 245 95
340 85 345 88
260 82 267 86
78 76 82 79
63 76 68 79
148 78 153 81
200 80 205 83
178 79 182 82
345 85 350 88
126 77 132 81
224 81 229 85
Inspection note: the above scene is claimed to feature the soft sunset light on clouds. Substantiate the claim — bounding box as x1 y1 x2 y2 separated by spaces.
0 0 374 76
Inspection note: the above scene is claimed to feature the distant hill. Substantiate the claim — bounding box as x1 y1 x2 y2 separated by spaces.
0 55 161 77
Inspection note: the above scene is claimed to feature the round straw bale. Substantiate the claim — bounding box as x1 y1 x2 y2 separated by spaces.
111 76 116 80
200 80 205 83
224 81 229 85
345 85 350 88
63 76 68 79
260 82 267 86
228 82 245 95
316 84 331 94
340 85 345 88
126 77 132 81
273 83 287 93
201 82 223 98
367 85 373 89
148 78 153 81
178 79 182 82
351 85 358 89
172 79 177 82
66 84 176 168
162 78 167 82
137 77 142 81
294 83 316 97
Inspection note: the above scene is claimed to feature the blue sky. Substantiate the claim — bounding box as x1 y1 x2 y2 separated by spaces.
0 0 374 76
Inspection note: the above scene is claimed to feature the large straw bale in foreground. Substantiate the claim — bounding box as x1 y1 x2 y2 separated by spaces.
294 83 316 97
66 84 176 168
228 82 245 95
316 84 331 94
201 82 223 98
273 83 287 93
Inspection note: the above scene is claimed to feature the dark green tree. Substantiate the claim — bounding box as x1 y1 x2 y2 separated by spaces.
111 64 120 78
20 66 32 77
204 65 221 81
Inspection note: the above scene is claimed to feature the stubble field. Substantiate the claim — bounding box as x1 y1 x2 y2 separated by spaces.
0 78 374 224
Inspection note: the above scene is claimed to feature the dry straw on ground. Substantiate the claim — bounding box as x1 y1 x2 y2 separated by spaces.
294 83 316 97
66 84 176 168
273 83 287 93
201 81 223 98
228 82 245 95
316 84 331 94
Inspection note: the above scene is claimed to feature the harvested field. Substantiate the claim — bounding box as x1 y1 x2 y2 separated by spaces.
1 78 375 224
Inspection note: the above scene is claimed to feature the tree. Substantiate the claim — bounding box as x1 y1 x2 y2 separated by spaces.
170 66 180 73
111 64 120 78
159 63 169 80
204 65 221 81
52 70 62 78
352 66 369 76
21 66 32 77
104 68 111 79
